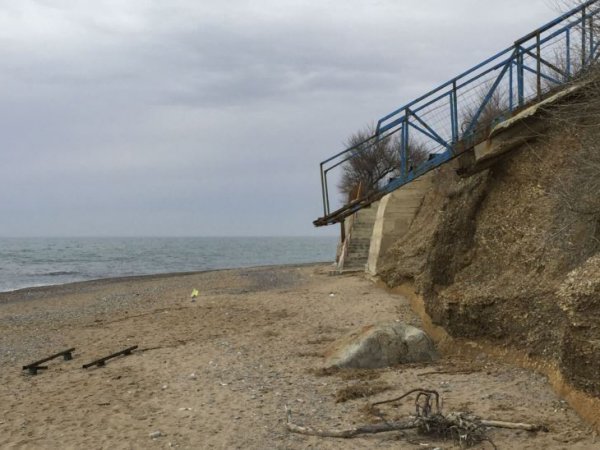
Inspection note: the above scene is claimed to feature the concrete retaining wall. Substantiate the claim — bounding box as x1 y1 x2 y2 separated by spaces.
367 174 433 275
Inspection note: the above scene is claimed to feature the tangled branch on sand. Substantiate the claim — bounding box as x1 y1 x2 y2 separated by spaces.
285 388 547 449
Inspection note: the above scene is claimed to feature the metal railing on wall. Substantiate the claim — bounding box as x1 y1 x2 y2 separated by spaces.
315 0 600 227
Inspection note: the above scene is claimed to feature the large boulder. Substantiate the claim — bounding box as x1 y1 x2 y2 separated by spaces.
324 322 438 369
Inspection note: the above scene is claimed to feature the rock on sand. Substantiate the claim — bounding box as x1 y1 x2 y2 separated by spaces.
324 322 438 369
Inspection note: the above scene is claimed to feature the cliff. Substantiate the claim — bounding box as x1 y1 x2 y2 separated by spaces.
380 77 600 397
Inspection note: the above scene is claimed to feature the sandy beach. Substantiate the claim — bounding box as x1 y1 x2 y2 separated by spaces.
0 264 597 449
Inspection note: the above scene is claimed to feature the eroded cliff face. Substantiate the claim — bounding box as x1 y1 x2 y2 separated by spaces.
380 88 600 396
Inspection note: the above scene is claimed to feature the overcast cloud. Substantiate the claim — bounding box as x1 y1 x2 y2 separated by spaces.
0 0 557 237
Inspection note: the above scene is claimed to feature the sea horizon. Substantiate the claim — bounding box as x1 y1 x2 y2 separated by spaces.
0 236 338 293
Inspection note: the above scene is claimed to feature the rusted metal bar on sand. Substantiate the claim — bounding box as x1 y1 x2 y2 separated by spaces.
23 348 75 375
82 345 138 369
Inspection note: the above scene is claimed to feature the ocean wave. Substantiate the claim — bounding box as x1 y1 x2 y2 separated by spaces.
36 271 82 277
0 236 337 292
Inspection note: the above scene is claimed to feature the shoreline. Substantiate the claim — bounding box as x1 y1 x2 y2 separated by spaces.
0 235 337 296
0 261 333 301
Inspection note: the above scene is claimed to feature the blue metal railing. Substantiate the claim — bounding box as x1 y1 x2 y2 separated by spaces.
316 0 600 227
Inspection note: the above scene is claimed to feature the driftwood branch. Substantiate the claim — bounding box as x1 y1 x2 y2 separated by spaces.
285 389 548 450
480 419 547 432
285 408 547 439
285 388 547 449
285 405 417 438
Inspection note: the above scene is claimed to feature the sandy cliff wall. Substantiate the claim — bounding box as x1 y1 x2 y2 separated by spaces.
380 84 600 398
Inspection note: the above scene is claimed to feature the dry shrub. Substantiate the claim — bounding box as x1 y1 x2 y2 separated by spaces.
338 124 400 200
461 86 508 136
546 70 600 246
338 124 432 200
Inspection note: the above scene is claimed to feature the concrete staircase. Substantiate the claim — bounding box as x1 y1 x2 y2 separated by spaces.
339 205 377 271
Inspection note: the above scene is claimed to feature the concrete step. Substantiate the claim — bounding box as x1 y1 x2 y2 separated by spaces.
348 250 369 255
348 249 369 255
348 245 370 250
353 226 374 232
338 204 378 272
348 244 370 251
347 258 368 265
350 237 372 243
349 238 371 244
347 250 369 258
348 249 370 255
344 262 366 270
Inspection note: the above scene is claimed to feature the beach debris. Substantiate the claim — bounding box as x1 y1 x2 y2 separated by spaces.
189 373 197 380
285 388 547 448
149 430 164 439
329 293 335 297
190 289 199 300
22 347 75 375
82 345 138 369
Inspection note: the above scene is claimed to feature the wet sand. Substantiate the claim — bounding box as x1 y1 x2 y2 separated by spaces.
0 264 597 449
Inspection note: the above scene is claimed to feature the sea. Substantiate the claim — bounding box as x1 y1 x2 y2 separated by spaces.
0 236 338 293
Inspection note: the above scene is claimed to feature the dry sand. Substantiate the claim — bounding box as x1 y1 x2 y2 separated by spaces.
0 264 597 449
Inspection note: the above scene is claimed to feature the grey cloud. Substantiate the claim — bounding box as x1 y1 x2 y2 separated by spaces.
0 0 557 237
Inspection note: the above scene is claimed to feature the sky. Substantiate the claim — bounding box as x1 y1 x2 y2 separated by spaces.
0 0 559 237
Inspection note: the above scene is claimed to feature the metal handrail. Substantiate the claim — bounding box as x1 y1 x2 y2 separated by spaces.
316 0 600 226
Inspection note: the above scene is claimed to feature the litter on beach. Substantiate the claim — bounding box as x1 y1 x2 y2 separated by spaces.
22 348 75 375
82 345 138 369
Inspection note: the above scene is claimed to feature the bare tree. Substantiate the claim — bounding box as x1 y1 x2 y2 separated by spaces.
405 140 429 171
547 0 584 12
338 125 430 201
460 86 508 136
338 125 399 201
